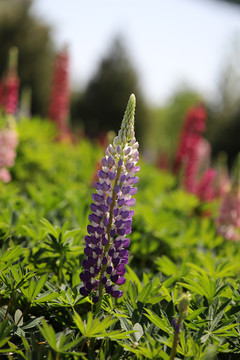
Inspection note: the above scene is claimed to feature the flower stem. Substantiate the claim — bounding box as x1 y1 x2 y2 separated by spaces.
170 313 183 360
4 290 14 320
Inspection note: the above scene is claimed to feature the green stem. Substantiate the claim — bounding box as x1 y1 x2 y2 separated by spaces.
4 290 14 320
95 165 122 314
170 313 183 360
58 256 63 284
16 302 30 326
80 338 86 353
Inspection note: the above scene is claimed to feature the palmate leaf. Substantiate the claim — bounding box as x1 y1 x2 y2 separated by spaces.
124 267 167 308
39 319 84 356
212 323 240 335
178 273 226 301
155 255 187 280
208 298 232 331
187 257 239 281
40 218 60 240
0 245 25 269
73 311 135 340
9 265 36 293
144 308 172 334
118 330 170 360
118 341 169 359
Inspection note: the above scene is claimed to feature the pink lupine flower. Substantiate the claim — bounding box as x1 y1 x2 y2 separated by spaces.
0 127 18 182
0 128 18 167
0 168 11 183
214 153 231 198
215 190 240 241
47 47 71 140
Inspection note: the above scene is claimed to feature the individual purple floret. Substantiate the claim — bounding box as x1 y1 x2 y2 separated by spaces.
80 94 139 308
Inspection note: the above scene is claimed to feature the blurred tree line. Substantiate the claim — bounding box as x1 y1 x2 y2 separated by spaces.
0 0 55 115
71 38 147 144
0 0 240 167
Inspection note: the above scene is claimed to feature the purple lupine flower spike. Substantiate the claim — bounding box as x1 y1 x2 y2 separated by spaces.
80 94 139 308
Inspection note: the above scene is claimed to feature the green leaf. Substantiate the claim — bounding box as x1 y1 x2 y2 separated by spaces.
39 319 56 350
34 291 59 303
32 274 48 299
126 266 142 292
138 282 152 303
144 308 171 333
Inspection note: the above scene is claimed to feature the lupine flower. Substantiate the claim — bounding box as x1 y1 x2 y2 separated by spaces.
215 190 240 241
0 126 18 182
195 168 216 202
47 47 71 141
195 138 211 177
215 152 231 198
0 47 19 115
0 167 11 183
182 134 200 194
174 104 206 175
174 104 206 194
3 75 19 115
80 94 139 305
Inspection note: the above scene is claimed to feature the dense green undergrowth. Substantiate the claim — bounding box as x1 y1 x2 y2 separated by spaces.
1 118 240 359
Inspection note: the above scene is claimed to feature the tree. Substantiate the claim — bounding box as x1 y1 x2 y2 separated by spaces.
0 0 55 116
71 37 148 144
206 37 240 167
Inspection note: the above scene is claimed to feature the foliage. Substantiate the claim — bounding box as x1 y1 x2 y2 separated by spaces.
0 117 240 359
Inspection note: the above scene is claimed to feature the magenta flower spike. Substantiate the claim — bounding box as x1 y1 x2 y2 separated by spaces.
0 47 19 115
80 94 139 310
47 47 71 140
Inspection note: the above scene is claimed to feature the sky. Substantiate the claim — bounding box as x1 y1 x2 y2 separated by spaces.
32 0 240 106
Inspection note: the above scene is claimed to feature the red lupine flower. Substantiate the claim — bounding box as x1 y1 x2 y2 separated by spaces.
48 47 71 140
0 47 19 115
195 168 216 202
174 104 206 174
2 75 19 115
174 104 217 201
182 134 201 193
